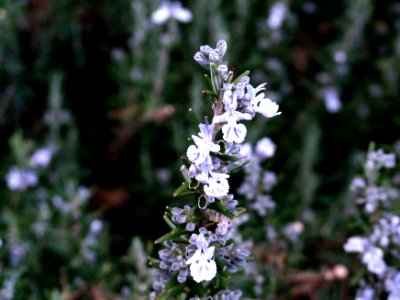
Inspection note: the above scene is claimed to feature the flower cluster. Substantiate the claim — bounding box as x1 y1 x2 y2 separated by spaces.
5 146 54 191
150 40 280 299
237 137 277 217
344 146 400 300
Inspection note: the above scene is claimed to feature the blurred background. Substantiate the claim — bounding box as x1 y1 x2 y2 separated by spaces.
1 0 400 299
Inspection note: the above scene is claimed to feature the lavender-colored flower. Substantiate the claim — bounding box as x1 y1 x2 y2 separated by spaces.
90 219 103 234
386 271 400 300
255 137 276 159
344 236 367 253
267 2 287 30
5 167 38 191
283 221 304 242
250 195 275 216
194 40 227 69
244 83 280 118
321 87 342 113
186 231 217 283
187 123 220 165
216 215 231 235
171 205 191 224
355 285 375 300
29 147 53 167
213 90 252 143
362 246 386 276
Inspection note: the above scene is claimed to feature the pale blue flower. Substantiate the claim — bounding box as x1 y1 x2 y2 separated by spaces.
344 236 367 253
202 172 230 199
194 40 227 69
187 123 220 165
246 83 281 118
186 232 217 283
5 167 38 191
213 90 252 143
267 2 287 30
362 246 386 276
255 137 276 159
29 147 53 167
321 87 342 113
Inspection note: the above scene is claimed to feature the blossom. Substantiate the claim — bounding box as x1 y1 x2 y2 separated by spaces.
213 90 252 143
187 123 220 165
343 236 367 253
151 1 192 25
267 2 287 30
255 137 276 159
386 272 400 300
29 147 53 167
186 232 217 283
216 215 231 235
246 84 281 118
194 40 227 69
362 246 386 276
321 87 342 113
5 167 38 191
355 285 375 300
202 172 230 199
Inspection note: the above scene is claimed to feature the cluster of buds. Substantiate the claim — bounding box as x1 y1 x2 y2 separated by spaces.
150 40 280 299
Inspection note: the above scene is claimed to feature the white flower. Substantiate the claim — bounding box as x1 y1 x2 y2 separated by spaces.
29 147 53 167
343 236 366 253
90 219 103 234
221 121 247 143
213 90 252 143
186 233 217 283
321 87 342 113
267 2 287 30
362 246 386 276
151 1 192 25
5 167 38 191
203 172 230 199
246 84 281 118
187 123 220 165
255 137 276 159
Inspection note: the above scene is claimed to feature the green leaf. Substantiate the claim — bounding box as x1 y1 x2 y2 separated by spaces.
210 200 236 218
159 279 185 300
203 74 214 91
228 159 250 173
210 63 221 93
173 182 194 197
180 156 191 168
148 257 161 268
213 152 240 162
214 259 230 290
163 214 176 230
188 280 209 297
155 226 186 244
232 70 250 85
